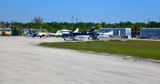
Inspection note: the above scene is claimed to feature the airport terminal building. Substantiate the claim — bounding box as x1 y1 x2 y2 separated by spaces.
99 28 132 38
140 28 160 39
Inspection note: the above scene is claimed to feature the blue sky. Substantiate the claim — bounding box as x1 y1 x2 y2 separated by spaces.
0 0 160 23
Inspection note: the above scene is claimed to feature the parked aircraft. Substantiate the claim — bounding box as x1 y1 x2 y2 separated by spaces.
52 28 79 37
97 31 114 40
63 28 115 41
21 29 49 38
63 28 98 41
52 29 71 37
37 29 49 37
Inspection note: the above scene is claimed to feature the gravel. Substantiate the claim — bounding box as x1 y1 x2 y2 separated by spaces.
0 36 160 84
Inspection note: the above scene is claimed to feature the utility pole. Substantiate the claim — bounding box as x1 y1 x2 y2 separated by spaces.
11 20 15 28
10 21 12 28
0 23 1 28
72 15 74 30
75 18 78 29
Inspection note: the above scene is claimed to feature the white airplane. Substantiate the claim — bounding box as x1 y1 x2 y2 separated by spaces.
36 29 50 37
97 31 114 39
37 32 49 37
50 29 71 37
51 28 79 37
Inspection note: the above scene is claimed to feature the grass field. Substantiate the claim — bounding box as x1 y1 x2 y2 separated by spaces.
40 40 160 60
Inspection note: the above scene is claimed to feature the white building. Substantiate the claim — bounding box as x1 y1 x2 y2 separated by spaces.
99 28 132 38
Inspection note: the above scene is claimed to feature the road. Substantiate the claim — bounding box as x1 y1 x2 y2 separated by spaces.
0 37 160 84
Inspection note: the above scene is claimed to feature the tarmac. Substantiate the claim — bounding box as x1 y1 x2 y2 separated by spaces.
0 36 160 84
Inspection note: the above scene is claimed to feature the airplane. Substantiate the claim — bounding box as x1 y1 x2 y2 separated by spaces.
62 28 98 41
22 29 49 38
97 31 114 40
62 28 115 41
50 28 80 37
37 29 49 37
51 29 72 37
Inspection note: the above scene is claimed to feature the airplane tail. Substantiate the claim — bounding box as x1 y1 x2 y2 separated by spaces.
73 28 79 33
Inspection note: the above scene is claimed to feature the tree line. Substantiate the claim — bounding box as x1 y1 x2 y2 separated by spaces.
0 17 160 37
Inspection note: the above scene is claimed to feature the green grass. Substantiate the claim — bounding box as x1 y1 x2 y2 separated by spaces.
40 40 160 60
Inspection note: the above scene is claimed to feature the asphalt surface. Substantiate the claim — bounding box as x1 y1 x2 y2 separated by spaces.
0 37 160 84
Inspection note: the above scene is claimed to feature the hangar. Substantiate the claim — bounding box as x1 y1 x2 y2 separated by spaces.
140 28 160 39
99 28 132 38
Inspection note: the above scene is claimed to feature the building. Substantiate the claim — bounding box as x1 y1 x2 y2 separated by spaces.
140 28 160 39
99 28 132 38
0 28 12 36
